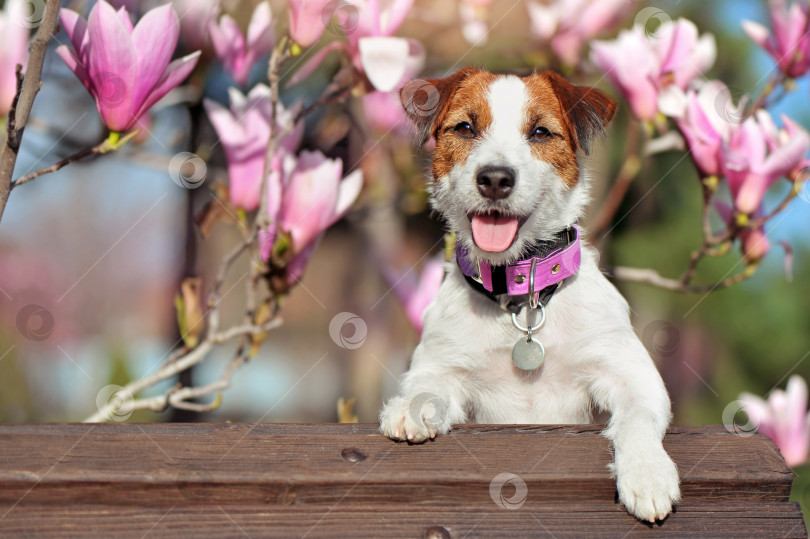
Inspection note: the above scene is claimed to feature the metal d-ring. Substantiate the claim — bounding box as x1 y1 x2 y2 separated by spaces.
528 257 539 309
511 303 545 333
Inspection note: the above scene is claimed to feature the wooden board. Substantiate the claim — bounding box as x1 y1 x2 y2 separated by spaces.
0 504 805 538
0 424 803 537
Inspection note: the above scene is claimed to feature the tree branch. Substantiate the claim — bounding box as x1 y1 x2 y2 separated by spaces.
611 264 757 293
0 0 61 223
82 318 282 422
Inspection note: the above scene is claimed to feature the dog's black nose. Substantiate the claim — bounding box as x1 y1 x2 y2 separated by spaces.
476 166 515 200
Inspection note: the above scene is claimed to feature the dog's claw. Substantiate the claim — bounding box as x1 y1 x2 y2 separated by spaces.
380 395 451 443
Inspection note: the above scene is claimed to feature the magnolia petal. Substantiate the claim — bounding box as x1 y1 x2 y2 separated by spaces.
247 1 274 52
132 51 200 123
697 80 737 137
286 245 316 284
55 45 92 91
203 97 246 148
87 0 137 131
287 0 329 48
761 127 810 179
656 19 699 78
692 33 717 78
755 109 780 151
658 85 687 117
131 3 179 109
381 0 415 36
332 169 364 222
735 173 772 215
786 375 809 436
405 256 445 333
258 226 275 263
741 19 770 48
60 9 89 55
281 150 343 251
116 6 134 34
738 392 775 437
358 36 409 92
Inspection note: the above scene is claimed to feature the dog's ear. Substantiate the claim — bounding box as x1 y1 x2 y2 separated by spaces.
544 71 616 155
400 67 479 148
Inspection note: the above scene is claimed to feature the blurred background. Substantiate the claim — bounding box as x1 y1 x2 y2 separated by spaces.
1 0 810 519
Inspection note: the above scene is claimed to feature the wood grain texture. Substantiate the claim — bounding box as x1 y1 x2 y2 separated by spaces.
0 424 803 536
0 504 806 538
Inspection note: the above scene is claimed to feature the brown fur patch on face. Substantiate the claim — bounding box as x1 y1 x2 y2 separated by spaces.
522 73 580 188
431 71 497 181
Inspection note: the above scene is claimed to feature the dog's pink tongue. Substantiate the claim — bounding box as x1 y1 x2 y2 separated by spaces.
471 214 519 252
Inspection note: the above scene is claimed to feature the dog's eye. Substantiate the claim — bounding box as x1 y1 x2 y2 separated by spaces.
531 126 552 141
454 122 475 138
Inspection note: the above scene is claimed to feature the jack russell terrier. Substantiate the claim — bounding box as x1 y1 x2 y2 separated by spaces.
379 68 680 522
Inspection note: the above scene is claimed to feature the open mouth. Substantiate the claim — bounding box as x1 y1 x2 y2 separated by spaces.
469 211 522 253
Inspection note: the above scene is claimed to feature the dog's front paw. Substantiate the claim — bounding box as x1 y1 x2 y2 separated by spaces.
615 446 680 523
379 394 451 443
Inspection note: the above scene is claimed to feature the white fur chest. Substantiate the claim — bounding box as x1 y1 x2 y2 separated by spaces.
415 248 620 425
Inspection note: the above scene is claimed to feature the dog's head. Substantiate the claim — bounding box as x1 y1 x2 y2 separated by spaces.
401 68 616 265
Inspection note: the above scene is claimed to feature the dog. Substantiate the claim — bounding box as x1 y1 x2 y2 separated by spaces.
379 68 680 523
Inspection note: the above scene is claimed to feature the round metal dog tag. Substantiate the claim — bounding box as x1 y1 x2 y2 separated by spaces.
512 338 545 371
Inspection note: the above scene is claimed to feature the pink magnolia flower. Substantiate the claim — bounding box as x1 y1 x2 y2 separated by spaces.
739 375 810 467
56 1 200 133
276 150 363 254
361 90 407 133
209 2 274 86
0 0 30 116
260 150 363 282
204 84 303 211
528 0 629 65
289 0 423 93
675 81 738 177
720 111 809 214
387 255 445 333
715 200 771 261
590 18 715 121
287 0 332 48
742 0 810 78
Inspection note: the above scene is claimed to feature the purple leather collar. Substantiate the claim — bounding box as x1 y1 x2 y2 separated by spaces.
457 226 581 300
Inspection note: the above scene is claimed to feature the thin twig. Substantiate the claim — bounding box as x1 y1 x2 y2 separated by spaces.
611 265 757 293
0 0 61 222
82 318 282 422
11 142 106 189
